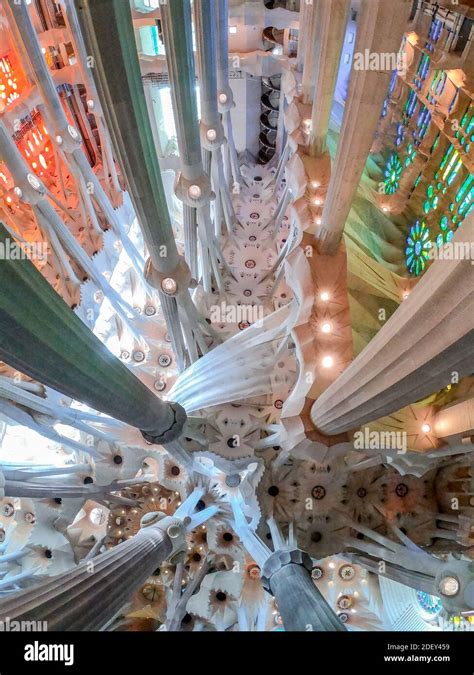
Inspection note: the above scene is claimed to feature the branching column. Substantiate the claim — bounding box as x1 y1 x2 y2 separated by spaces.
317 0 412 253
311 222 474 435
0 224 184 444
0 516 184 631
261 549 346 632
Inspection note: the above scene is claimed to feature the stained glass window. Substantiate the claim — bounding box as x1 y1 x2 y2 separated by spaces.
405 220 432 275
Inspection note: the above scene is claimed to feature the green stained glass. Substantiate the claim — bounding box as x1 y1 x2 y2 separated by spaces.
427 185 434 197
440 215 448 230
384 153 403 194
424 200 431 213
405 220 432 276
432 195 439 209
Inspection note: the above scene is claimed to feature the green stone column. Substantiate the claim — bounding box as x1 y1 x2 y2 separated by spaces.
73 0 181 274
0 224 184 443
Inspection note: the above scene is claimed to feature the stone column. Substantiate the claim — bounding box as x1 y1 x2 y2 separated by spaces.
73 0 181 274
311 221 474 434
309 0 350 157
0 515 185 631
317 0 412 253
0 224 184 444
261 549 346 631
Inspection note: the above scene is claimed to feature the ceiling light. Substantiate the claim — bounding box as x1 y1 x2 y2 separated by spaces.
161 277 177 295
320 291 330 302
439 575 459 597
218 93 228 104
188 184 202 200
322 356 334 368
321 322 331 333
421 423 431 433
206 128 217 141
229 26 237 34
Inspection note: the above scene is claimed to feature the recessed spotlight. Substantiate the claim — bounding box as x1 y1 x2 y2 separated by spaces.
421 423 431 433
321 322 331 333
320 291 330 302
322 356 334 368
316 218 322 225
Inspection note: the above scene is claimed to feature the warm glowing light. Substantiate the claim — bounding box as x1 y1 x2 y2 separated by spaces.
229 26 237 34
313 198 322 206
321 322 331 333
322 355 334 368
218 93 228 104
382 206 389 213
206 128 217 142
311 181 320 189
320 291 330 302
188 184 202 200
316 218 322 225
421 423 431 433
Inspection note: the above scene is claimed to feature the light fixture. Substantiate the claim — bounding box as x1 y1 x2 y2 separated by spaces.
382 206 389 213
311 180 320 189
320 291 330 302
321 322 331 333
421 423 431 433
161 277 177 295
316 218 322 225
313 198 322 206
218 93 228 104
402 290 410 300
188 184 202 200
229 26 237 34
87 99 94 110
322 355 334 368
439 575 460 597
206 128 217 142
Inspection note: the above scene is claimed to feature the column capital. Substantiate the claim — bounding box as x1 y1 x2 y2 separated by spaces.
261 548 313 593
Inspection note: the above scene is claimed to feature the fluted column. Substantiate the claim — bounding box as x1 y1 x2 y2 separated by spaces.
261 549 346 631
311 221 474 435
434 398 474 441
73 0 180 274
317 0 412 253
160 0 210 195
0 515 184 631
0 224 184 443
309 0 350 157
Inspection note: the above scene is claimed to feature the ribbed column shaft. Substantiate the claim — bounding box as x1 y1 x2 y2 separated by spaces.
311 221 474 435
317 0 412 253
0 224 183 442
309 0 350 157
194 0 220 130
161 0 203 181
73 0 180 273
0 525 172 631
269 563 346 632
